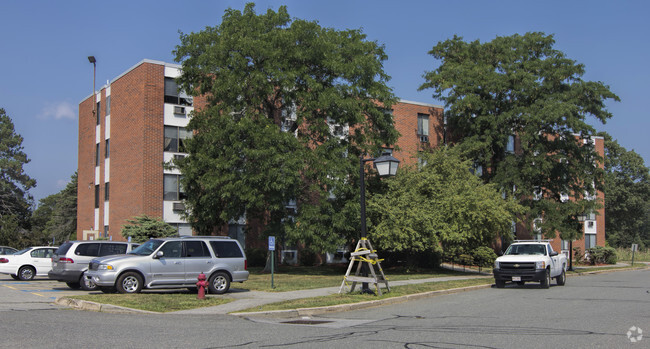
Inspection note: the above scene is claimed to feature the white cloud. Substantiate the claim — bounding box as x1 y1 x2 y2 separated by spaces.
39 102 76 120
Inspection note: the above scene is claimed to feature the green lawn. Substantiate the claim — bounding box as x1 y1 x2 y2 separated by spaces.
240 265 479 292
71 293 232 313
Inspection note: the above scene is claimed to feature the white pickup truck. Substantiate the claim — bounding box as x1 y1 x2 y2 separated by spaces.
493 240 567 288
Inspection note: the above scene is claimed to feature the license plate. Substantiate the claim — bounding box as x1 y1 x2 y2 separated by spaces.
512 276 521 282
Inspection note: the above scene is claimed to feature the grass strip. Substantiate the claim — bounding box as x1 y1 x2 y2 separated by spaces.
243 266 477 292
70 293 232 313
238 278 493 313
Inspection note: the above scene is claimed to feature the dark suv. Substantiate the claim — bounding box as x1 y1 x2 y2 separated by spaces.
49 241 139 290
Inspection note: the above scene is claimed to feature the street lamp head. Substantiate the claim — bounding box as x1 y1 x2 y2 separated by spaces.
373 153 400 177
88 56 96 64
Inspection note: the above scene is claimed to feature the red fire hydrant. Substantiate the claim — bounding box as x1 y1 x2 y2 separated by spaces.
196 272 209 300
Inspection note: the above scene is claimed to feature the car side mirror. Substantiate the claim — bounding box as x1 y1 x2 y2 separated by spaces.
550 251 558 257
154 251 164 259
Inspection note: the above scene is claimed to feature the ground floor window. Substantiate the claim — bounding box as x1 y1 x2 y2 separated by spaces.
584 234 596 249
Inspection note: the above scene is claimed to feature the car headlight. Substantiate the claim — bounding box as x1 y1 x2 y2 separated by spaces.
535 261 546 270
98 264 114 271
494 261 500 269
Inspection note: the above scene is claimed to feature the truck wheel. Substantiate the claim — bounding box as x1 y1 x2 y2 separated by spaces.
540 269 550 289
80 274 98 291
116 272 143 294
495 279 505 288
208 271 230 294
66 282 81 289
556 268 566 286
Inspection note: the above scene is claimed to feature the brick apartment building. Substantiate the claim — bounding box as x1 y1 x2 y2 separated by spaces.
77 59 604 258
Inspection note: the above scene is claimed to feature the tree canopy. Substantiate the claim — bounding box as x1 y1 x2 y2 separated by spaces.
367 148 523 257
31 172 77 246
0 108 35 246
600 132 650 248
173 3 398 251
121 215 178 243
419 32 619 241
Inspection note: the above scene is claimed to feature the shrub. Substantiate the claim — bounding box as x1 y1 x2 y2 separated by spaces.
471 246 497 268
299 249 318 266
586 246 617 265
245 247 267 267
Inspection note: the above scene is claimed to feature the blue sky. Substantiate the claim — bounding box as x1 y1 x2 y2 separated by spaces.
2 0 648 203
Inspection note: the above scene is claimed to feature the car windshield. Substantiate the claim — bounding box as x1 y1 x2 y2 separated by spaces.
14 248 32 255
129 240 163 256
504 244 546 255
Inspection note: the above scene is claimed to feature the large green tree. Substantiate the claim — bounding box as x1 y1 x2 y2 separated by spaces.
0 108 35 247
31 172 77 245
599 132 650 248
367 147 523 258
173 4 398 252
419 32 619 242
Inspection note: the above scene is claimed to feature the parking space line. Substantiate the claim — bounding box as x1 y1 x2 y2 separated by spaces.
2 285 17 290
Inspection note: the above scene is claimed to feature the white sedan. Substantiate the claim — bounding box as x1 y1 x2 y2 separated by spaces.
0 246 58 281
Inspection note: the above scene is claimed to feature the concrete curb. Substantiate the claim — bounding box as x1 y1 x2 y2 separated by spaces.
54 297 159 314
230 284 493 318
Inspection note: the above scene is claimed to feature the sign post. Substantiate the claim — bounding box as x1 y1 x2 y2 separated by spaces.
631 244 638 266
268 236 275 289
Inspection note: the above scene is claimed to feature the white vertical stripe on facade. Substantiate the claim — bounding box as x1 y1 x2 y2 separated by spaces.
95 124 101 144
95 166 100 184
94 208 99 231
103 202 109 226
105 115 110 139
104 158 110 182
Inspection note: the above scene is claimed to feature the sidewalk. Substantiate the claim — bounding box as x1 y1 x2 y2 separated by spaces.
171 274 490 315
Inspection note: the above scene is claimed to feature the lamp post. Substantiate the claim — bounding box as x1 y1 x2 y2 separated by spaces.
359 152 400 292
572 214 587 271
88 56 96 120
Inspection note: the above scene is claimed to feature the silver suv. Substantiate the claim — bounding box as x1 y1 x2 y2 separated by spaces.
85 236 248 294
49 241 139 290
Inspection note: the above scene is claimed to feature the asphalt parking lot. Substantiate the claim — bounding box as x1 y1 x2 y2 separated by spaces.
0 275 95 300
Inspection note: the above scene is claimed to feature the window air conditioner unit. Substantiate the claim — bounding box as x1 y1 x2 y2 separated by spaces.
174 106 186 115
419 135 429 143
172 202 185 211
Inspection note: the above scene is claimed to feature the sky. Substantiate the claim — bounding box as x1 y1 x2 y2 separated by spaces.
1 0 649 203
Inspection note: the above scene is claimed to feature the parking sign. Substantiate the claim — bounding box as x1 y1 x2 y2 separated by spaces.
268 236 275 251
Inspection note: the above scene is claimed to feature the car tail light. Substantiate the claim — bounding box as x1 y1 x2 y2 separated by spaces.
0 258 8 263
244 259 248 270
58 257 74 263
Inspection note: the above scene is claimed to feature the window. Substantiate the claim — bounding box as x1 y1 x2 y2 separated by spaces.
98 243 127 257
506 135 515 153
105 139 110 158
584 234 596 249
210 241 244 258
164 77 193 106
561 240 570 250
104 182 109 201
96 143 100 166
104 225 109 238
106 96 111 116
417 113 429 141
164 174 186 201
159 241 182 258
96 101 101 125
94 185 100 208
164 126 192 153
74 243 100 256
184 241 211 258
31 248 54 258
